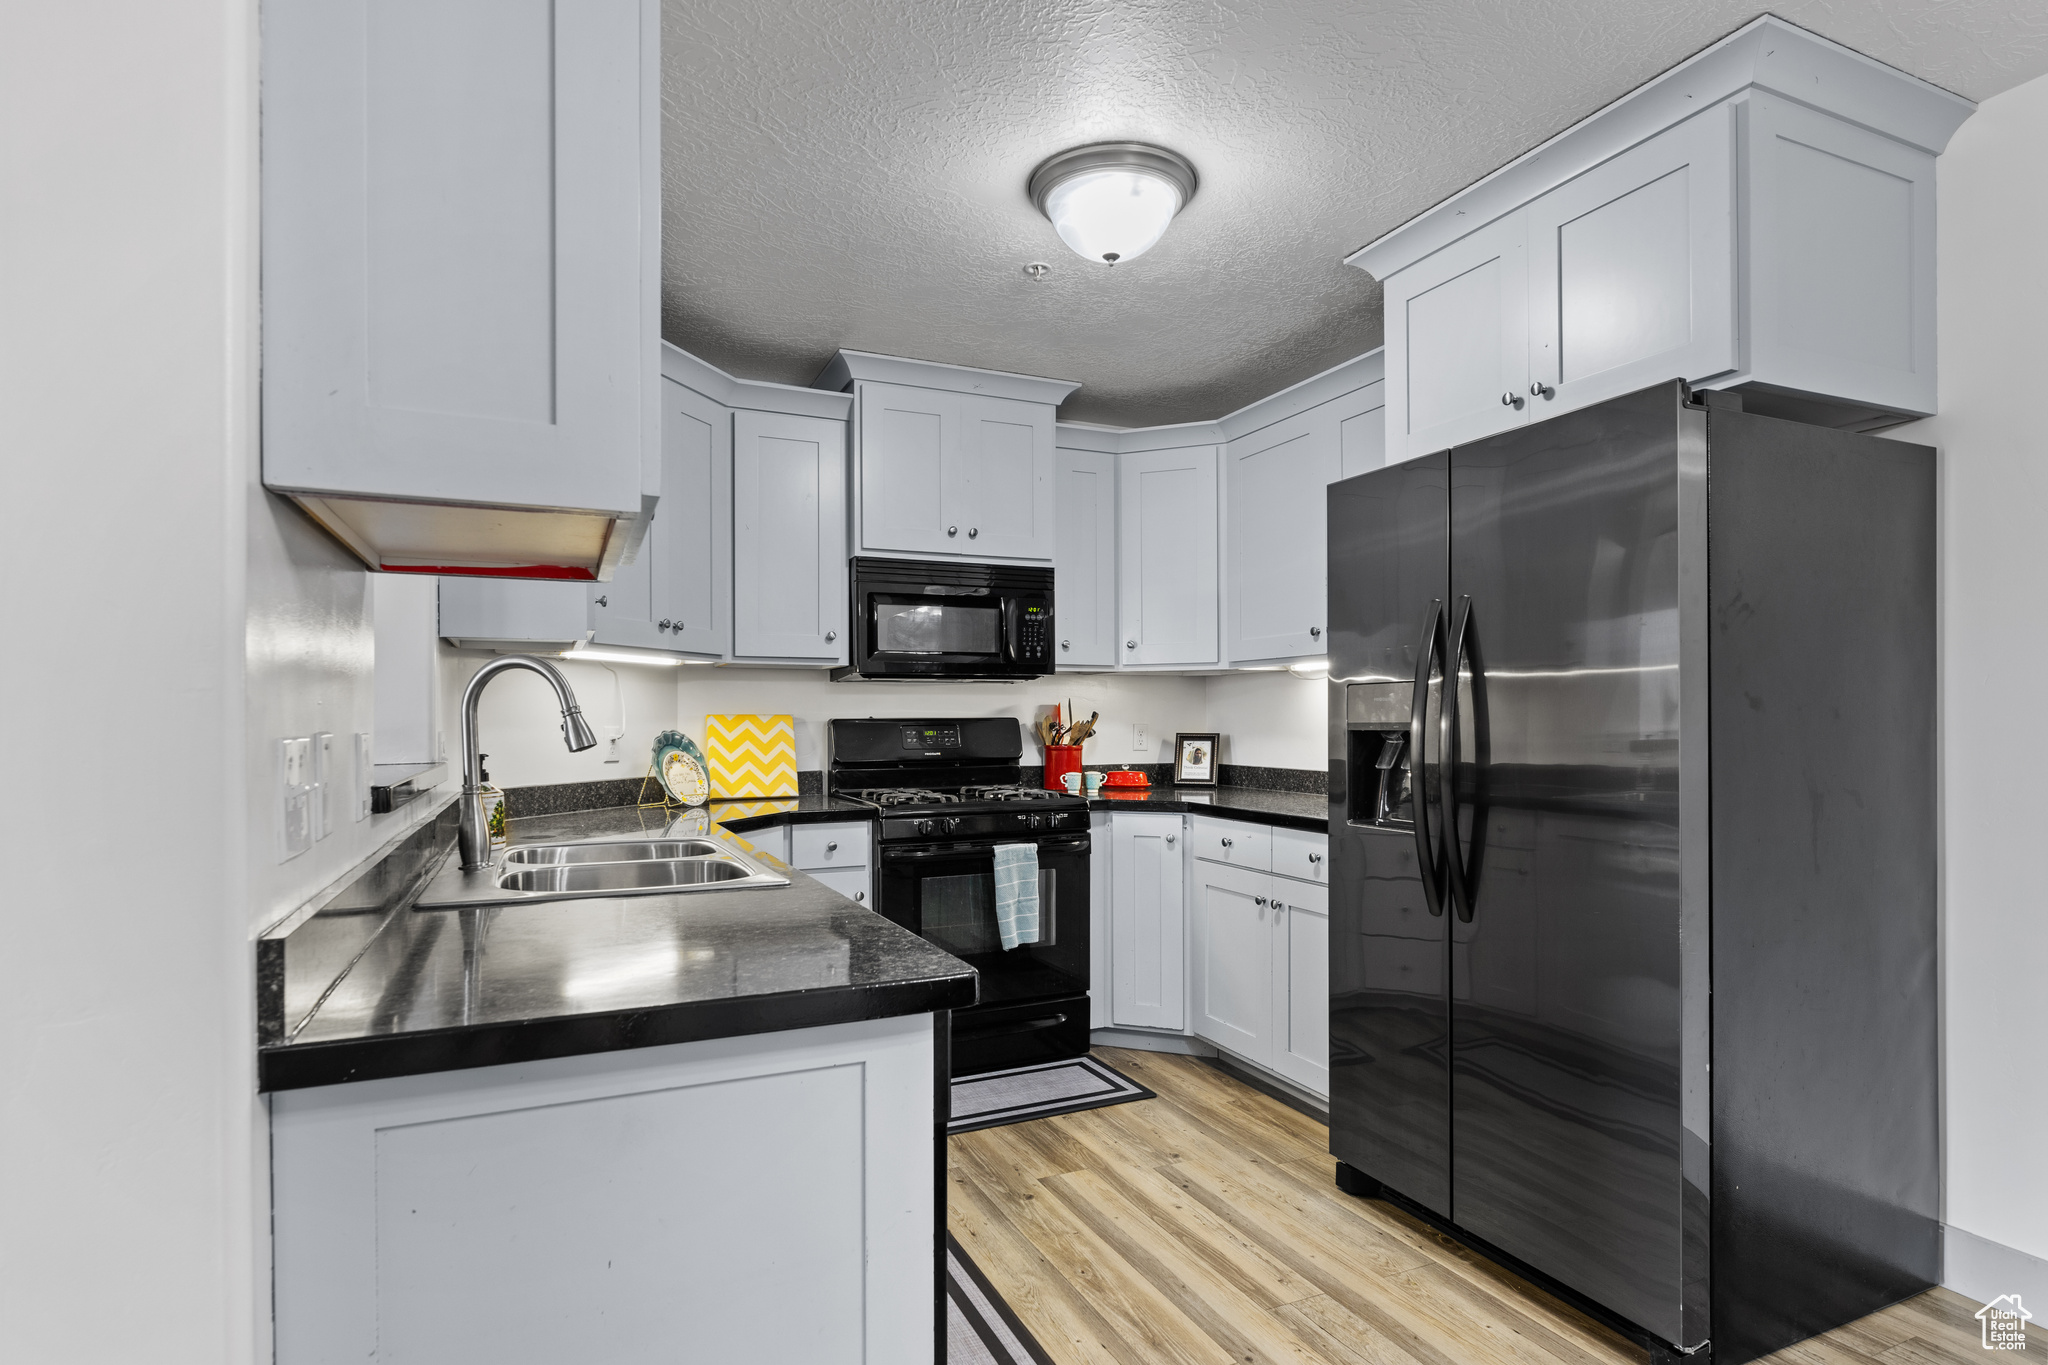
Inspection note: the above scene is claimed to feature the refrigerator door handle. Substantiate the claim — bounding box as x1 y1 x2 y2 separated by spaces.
1410 599 1446 918
1443 595 1483 923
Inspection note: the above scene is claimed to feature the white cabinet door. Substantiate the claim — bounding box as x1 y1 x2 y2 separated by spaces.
438 574 589 649
587 526 661 649
1191 861 1275 1066
1744 92 1938 417
272 1016 935 1365
1338 381 1387 480
651 379 732 658
956 392 1055 560
260 0 657 569
1117 445 1219 667
1110 813 1186 1030
1227 411 1340 664
1269 879 1330 1096
1054 447 1117 668
1526 104 1735 416
1383 211 1529 463
733 410 848 663
856 382 957 556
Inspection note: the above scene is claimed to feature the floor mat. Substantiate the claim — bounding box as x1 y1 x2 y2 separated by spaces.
948 1053 1154 1135
947 1233 1058 1365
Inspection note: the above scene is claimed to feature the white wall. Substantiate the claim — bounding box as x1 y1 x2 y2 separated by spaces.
1204 671 1330 769
1 3 265 1360
1888 70 2048 1300
455 655 1216 786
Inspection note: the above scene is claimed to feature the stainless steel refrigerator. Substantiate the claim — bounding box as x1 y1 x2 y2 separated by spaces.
1326 382 1938 1365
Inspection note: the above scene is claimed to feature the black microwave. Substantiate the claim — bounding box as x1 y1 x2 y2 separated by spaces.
836 557 1055 681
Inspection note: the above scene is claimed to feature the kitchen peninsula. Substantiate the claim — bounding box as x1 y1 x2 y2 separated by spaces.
260 800 972 1364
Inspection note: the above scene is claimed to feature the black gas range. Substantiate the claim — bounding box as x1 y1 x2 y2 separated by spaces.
829 718 1092 1076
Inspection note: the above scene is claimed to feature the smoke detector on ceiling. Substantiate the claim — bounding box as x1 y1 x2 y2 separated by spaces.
1028 143 1197 267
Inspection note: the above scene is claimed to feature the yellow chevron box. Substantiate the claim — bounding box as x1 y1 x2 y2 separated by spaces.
704 714 799 799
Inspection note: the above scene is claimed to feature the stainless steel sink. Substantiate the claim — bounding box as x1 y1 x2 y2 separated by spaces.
497 857 753 894
413 828 792 909
502 838 722 866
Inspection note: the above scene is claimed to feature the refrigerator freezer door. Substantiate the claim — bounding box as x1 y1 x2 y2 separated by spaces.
1445 385 1691 1345
1327 452 1453 1216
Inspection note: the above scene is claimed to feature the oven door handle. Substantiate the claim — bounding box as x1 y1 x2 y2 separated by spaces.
880 835 1091 862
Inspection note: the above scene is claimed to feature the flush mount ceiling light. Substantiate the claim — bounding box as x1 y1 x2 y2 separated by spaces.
1028 143 1197 267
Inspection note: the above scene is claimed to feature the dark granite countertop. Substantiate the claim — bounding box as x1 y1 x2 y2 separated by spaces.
1087 785 1330 831
257 805 975 1092
706 793 877 837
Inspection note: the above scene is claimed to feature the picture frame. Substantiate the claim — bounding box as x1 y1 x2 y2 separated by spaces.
1173 732 1219 787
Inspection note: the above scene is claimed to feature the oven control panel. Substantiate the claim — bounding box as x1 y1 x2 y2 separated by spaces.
899 724 961 752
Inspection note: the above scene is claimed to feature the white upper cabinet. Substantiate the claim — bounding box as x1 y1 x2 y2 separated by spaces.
261 0 659 580
732 409 849 664
1223 352 1384 665
1118 444 1219 668
819 352 1078 565
1383 211 1530 459
1525 104 1735 417
647 378 732 658
1054 447 1118 669
1354 16 1972 462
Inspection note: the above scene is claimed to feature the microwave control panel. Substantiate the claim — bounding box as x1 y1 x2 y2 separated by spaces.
1018 603 1051 660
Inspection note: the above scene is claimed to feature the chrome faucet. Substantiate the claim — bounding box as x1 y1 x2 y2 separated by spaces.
458 655 598 870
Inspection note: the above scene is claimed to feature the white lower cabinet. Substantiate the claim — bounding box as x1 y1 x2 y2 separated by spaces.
1189 860 1329 1093
1109 812 1186 1030
271 1014 937 1365
1104 812 1330 1098
1191 861 1276 1066
1268 878 1331 1094
791 821 872 907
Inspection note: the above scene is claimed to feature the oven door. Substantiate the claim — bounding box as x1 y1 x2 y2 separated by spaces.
875 833 1089 1007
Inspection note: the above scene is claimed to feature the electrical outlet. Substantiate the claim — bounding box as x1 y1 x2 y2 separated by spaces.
605 734 622 764
277 737 313 862
1132 724 1147 754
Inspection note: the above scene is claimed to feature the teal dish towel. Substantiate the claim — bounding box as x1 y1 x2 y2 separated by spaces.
992 844 1040 950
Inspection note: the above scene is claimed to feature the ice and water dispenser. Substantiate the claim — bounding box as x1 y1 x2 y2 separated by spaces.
1345 681 1424 830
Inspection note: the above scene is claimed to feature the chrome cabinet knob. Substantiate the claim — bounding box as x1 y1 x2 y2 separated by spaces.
825 841 838 853
968 527 978 538
854 891 864 902
1500 391 1525 409
825 630 837 642
1126 640 1137 650
1308 852 1323 864
658 619 672 631
1061 640 1071 650
947 526 958 536
1309 625 1322 639
1220 836 1234 847
1164 833 1176 846
1530 382 1556 400
1254 896 1268 907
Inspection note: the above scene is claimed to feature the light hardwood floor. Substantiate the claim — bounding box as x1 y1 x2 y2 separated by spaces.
948 1047 2034 1365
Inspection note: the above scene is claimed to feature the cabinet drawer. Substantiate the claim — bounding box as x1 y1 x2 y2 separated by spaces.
807 866 871 906
1271 827 1329 885
1191 816 1270 870
791 822 871 870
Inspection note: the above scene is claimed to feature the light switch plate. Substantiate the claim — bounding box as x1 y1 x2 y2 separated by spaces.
277 736 313 862
353 733 372 821
312 732 334 840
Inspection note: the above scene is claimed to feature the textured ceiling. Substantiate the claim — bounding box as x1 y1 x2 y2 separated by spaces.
660 1 2048 425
